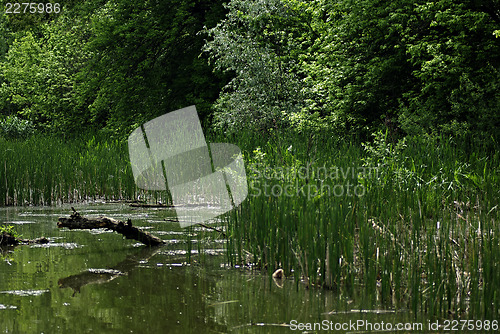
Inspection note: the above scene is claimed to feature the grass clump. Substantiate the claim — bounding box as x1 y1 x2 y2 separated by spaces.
0 224 20 238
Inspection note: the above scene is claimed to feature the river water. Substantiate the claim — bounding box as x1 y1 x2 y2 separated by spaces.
1 204 426 333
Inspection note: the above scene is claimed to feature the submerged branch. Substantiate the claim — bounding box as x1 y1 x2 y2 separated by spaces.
57 208 165 246
163 218 227 238
0 232 49 247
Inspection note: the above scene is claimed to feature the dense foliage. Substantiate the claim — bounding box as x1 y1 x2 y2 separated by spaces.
0 0 226 135
206 0 500 138
0 0 498 138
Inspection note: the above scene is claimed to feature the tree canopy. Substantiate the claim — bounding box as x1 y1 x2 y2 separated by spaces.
0 0 498 139
0 0 227 135
205 0 500 138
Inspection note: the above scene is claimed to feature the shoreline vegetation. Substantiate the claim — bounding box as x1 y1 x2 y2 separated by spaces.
0 133 173 206
1 131 498 319
0 224 49 246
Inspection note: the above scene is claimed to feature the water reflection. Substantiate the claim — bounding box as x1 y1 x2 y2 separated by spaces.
0 204 427 333
58 246 162 296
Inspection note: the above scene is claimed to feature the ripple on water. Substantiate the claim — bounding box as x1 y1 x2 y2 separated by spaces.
30 243 80 249
154 231 184 236
3 221 35 225
159 249 224 256
88 229 114 235
0 304 17 310
18 213 61 217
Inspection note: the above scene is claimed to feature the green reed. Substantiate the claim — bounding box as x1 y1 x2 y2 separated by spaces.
218 130 499 319
0 134 138 206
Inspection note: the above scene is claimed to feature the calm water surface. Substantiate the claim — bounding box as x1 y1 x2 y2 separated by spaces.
1 204 429 333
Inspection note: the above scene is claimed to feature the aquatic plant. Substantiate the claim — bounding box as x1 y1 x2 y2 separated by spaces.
0 134 137 206
219 130 499 319
0 224 19 238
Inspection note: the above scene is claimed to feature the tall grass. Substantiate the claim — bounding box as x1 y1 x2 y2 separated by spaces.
219 130 499 319
0 134 138 206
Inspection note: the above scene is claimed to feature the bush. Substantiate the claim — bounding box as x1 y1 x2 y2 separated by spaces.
0 115 34 139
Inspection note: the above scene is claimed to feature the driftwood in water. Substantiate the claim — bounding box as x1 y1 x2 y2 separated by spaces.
0 232 49 247
57 208 165 246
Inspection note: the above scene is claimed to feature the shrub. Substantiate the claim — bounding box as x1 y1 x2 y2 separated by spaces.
0 115 34 139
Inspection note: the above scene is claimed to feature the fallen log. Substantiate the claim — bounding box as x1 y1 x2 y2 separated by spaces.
57 208 165 246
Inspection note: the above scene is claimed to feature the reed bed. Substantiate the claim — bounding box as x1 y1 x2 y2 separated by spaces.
220 131 499 319
0 134 138 206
